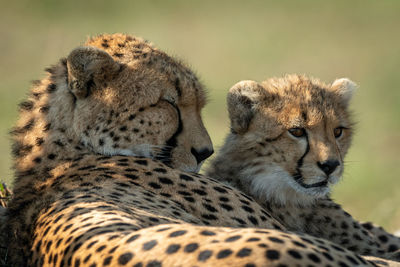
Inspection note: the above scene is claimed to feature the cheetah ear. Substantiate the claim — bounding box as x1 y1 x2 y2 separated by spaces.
67 46 120 99
227 80 263 134
331 78 357 106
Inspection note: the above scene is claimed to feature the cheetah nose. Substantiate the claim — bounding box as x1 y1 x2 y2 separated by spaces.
317 160 340 176
191 147 214 164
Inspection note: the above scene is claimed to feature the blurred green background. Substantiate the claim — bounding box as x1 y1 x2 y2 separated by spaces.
0 0 399 230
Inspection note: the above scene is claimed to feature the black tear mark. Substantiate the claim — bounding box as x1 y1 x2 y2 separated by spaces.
292 132 310 182
155 101 182 166
175 78 182 97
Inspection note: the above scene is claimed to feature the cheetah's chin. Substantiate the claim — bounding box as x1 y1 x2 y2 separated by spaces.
242 165 334 206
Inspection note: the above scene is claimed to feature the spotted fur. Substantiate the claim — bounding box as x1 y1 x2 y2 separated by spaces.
207 75 400 262
4 35 396 267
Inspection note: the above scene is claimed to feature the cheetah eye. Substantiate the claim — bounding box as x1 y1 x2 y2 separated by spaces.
334 127 344 138
288 128 306 138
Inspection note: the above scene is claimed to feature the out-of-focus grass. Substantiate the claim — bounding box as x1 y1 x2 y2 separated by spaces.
0 0 399 230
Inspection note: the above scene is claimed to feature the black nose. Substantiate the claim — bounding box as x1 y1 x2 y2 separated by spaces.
317 160 340 176
191 148 214 164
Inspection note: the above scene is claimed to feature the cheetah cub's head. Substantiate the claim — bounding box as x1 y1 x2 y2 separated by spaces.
223 75 355 205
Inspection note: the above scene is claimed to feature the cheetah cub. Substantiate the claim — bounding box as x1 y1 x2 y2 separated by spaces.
207 74 400 261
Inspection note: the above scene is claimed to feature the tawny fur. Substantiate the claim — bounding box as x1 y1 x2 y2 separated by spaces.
207 75 400 261
4 35 396 267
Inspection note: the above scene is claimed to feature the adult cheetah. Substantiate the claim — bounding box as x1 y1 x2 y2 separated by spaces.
4 34 396 266
207 75 400 262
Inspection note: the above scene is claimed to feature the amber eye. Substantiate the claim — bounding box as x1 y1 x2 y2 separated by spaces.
288 128 306 138
334 127 344 138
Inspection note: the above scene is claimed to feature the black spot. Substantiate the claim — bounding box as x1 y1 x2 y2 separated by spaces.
200 230 216 236
232 217 246 225
268 237 284 244
53 140 64 147
19 101 34 111
39 106 50 113
154 168 167 173
213 186 228 193
307 253 321 263
45 240 53 253
219 196 229 202
246 237 260 242
47 153 56 160
148 182 161 189
169 230 187 237
128 114 136 120
237 248 252 258
125 174 139 180
118 252 133 265
33 157 42 163
201 214 218 220
146 260 161 267
126 234 140 243
288 249 302 259
378 235 389 243
96 245 106 252
299 237 314 245
113 53 124 58
203 203 217 212
198 250 213 262
338 261 349 267
142 240 157 251
248 216 259 225
166 244 180 254
43 123 51 132
346 255 359 265
361 222 373 230
221 204 233 211
192 189 207 196
47 83 57 93
341 221 349 229
242 205 254 213
225 235 241 242
331 244 346 252
183 196 195 202
180 174 194 181
119 126 127 131
322 252 334 261
217 249 233 259
36 137 44 146
135 159 148 165
158 177 173 185
184 243 199 253
388 244 398 252
265 249 280 260
103 256 112 266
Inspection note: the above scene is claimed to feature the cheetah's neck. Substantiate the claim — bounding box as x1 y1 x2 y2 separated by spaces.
11 60 91 182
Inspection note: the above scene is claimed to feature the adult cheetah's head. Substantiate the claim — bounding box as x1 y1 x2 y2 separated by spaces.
12 34 213 173
224 75 355 205
67 35 213 172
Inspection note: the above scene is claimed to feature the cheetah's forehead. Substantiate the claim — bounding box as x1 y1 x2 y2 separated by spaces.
261 75 352 128
85 34 207 108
